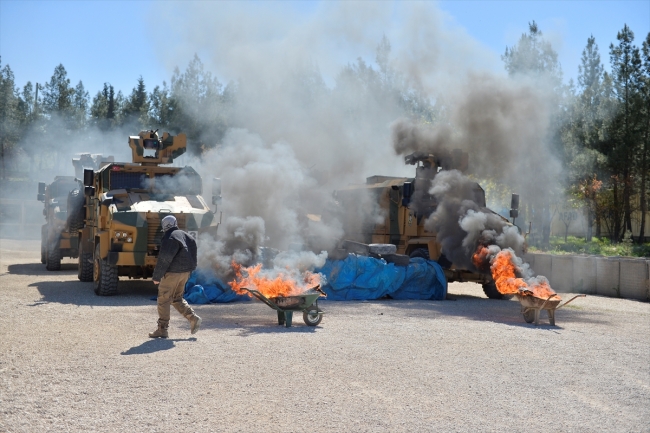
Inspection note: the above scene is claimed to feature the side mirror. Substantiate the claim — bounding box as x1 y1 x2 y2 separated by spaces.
83 169 94 187
509 193 519 220
84 186 95 196
212 177 222 205
37 193 45 201
38 182 46 194
402 181 414 199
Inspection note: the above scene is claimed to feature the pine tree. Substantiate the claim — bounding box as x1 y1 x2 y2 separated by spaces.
149 82 174 128
42 64 74 116
122 76 150 127
502 21 566 247
608 24 643 240
566 36 609 241
638 32 650 242
0 61 20 178
90 83 116 131
71 81 89 129
169 55 227 154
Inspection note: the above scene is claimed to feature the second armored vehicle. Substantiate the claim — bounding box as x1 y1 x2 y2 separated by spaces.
334 150 516 299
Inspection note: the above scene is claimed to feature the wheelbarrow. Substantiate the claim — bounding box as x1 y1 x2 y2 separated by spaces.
242 286 326 327
516 292 586 326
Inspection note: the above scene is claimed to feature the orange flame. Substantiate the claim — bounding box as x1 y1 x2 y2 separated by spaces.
472 245 490 271
489 249 559 299
228 261 321 298
472 246 559 300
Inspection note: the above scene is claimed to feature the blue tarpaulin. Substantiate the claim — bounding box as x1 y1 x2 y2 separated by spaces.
183 255 447 304
183 269 250 304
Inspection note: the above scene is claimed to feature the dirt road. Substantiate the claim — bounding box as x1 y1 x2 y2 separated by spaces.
1 239 648 432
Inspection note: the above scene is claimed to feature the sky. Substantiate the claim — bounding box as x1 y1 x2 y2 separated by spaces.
1 0 648 98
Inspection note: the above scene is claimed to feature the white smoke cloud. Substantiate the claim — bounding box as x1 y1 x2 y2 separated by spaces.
148 2 565 279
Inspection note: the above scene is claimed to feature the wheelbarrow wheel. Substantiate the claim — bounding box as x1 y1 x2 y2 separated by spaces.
303 307 322 326
522 308 536 324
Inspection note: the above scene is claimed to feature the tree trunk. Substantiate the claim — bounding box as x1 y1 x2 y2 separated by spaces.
639 121 648 243
622 168 633 240
586 202 594 242
613 179 620 242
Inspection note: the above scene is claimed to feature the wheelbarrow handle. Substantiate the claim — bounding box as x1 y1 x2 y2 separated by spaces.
539 293 560 311
555 294 586 310
242 288 281 310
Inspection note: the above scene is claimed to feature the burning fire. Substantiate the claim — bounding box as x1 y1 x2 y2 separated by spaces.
473 246 560 300
228 261 321 298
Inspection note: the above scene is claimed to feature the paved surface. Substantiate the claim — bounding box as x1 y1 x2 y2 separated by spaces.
1 239 649 432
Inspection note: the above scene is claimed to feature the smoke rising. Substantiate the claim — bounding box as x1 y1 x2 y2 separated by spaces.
149 2 565 280
425 170 526 271
8 3 568 284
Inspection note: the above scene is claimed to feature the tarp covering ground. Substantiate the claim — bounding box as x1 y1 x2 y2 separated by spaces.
183 255 447 304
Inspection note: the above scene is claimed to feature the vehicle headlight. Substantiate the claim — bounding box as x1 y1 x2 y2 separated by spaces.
126 237 133 243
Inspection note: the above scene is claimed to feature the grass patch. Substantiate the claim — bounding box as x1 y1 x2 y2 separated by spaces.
528 236 650 257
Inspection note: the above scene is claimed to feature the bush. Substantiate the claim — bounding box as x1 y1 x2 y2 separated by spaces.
529 236 650 257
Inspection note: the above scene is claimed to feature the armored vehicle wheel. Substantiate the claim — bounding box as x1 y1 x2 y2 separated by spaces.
67 189 85 233
45 232 61 271
40 225 47 264
94 244 118 296
482 281 506 300
78 249 93 282
409 248 430 260
303 306 322 326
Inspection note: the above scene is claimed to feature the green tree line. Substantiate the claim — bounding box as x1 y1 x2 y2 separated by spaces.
1 23 649 243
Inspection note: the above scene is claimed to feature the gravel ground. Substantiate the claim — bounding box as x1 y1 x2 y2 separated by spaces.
1 238 649 433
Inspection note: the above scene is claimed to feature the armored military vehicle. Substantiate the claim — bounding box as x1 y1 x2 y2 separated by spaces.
37 177 83 270
37 154 114 270
80 130 220 296
334 150 517 299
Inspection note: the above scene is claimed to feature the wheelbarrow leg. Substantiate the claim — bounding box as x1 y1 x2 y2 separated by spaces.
534 308 540 326
284 311 293 328
277 311 285 326
547 309 556 326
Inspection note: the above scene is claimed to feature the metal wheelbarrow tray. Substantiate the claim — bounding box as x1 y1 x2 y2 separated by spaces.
516 293 586 326
243 286 325 327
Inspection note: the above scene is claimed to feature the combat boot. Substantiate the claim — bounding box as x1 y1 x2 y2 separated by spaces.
149 319 169 338
189 314 202 335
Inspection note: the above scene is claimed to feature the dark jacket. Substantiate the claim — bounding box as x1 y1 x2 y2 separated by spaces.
152 227 197 281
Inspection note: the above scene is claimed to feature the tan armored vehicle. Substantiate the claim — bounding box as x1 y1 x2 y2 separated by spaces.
334 151 516 299
80 130 220 296
37 154 114 270
37 177 83 270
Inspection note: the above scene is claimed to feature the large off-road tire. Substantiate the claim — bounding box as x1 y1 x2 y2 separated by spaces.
40 225 47 264
78 247 94 282
482 281 506 300
409 248 430 260
45 229 61 271
94 244 118 296
67 189 85 233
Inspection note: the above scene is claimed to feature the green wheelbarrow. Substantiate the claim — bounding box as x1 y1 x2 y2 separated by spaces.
243 286 326 327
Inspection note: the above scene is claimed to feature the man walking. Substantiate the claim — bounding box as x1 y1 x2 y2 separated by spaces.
149 215 202 338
